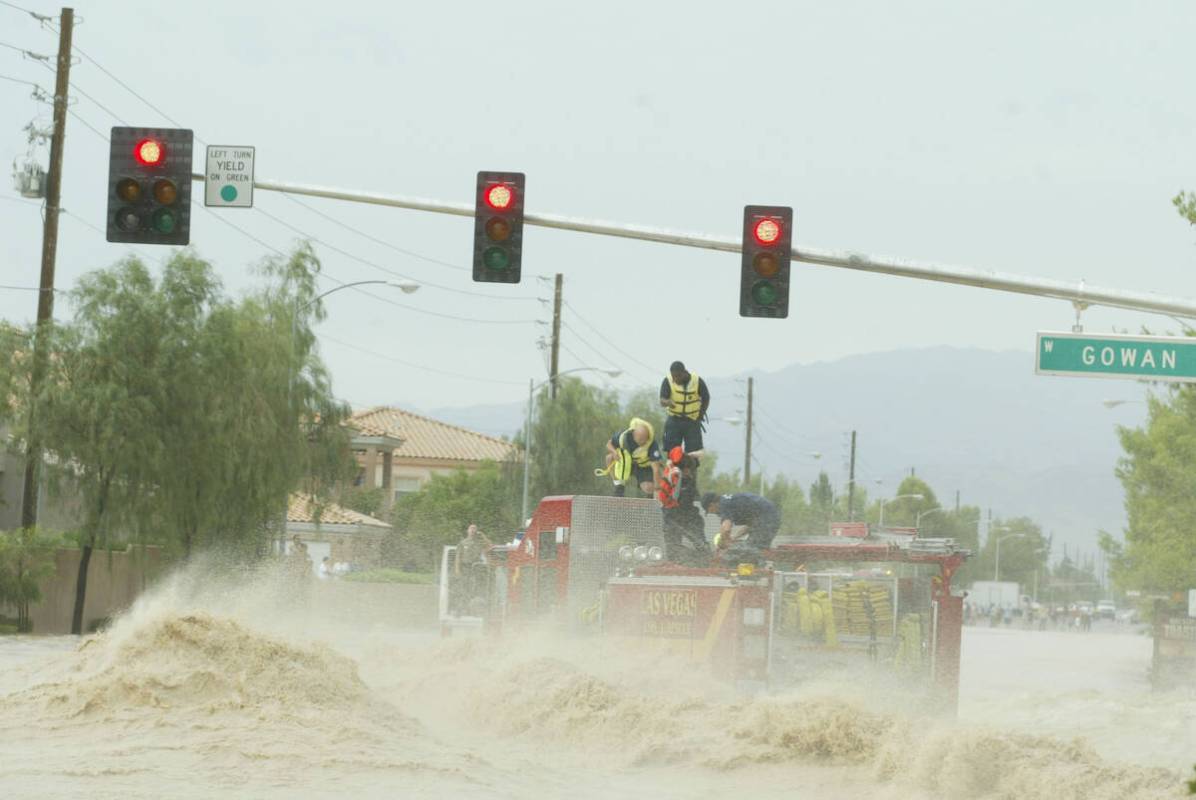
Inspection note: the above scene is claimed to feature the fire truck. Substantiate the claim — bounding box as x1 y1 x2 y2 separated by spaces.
440 495 970 709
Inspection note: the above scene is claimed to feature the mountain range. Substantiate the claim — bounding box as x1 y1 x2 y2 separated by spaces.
422 347 1150 558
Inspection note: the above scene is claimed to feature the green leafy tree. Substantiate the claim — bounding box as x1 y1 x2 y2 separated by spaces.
389 461 520 568
0 527 60 632
524 377 625 499
1174 191 1196 227
1105 389 1196 593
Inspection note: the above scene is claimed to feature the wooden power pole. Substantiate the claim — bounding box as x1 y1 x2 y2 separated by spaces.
549 272 562 398
847 429 857 521
743 377 753 486
21 7 73 529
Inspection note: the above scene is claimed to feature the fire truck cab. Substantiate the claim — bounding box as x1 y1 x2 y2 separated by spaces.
440 494 970 709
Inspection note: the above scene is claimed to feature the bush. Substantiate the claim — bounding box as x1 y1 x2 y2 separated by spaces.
340 568 435 585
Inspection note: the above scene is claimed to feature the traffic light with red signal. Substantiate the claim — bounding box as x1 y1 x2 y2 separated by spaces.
472 171 525 283
740 205 792 318
106 127 194 245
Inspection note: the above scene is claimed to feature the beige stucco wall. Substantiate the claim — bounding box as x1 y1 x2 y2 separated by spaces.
2 546 165 634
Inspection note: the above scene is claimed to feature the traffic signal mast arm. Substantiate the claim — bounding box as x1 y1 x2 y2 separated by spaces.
190 172 1196 320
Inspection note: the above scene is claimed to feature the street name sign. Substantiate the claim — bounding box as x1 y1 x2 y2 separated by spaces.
204 145 255 207
1036 331 1196 383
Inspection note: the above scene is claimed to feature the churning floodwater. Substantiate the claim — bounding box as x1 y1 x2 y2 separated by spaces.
0 567 1192 799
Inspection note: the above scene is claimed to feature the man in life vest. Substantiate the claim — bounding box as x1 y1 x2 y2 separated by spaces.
658 446 709 562
603 418 662 497
659 361 710 455
701 491 781 554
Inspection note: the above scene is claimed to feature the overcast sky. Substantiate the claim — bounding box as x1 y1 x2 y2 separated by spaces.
3 0 1195 418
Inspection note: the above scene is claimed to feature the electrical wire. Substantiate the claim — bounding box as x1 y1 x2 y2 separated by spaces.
562 300 661 380
279 192 471 274
317 333 525 386
0 71 40 88
252 204 538 303
559 321 624 373
68 42 193 136
0 0 49 19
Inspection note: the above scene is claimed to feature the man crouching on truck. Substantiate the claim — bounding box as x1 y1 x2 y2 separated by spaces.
701 491 780 554
604 418 662 497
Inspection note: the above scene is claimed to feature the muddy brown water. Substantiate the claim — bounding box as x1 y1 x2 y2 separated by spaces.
0 569 1192 799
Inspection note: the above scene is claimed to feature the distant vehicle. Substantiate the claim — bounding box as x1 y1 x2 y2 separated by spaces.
1116 608 1139 624
1096 600 1116 620
969 580 1020 609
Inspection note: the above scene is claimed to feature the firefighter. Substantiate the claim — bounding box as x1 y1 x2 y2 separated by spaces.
602 418 662 497
701 491 781 553
659 361 710 454
658 446 709 562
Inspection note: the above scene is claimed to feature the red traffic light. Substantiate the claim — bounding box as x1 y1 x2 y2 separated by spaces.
134 138 165 166
753 218 782 246
485 184 514 210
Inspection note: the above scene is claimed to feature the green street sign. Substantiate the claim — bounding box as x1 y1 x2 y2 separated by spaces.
1036 331 1196 382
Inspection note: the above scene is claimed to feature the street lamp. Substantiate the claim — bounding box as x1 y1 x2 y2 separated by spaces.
878 493 923 527
915 506 942 528
521 367 623 522
994 532 1026 582
281 279 421 556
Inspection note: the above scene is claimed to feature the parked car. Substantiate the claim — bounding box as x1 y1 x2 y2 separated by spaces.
1096 600 1116 620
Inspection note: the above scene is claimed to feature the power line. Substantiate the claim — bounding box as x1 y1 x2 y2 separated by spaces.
317 333 524 387
559 320 624 373
252 203 537 303
562 299 660 379
0 0 51 20
0 71 40 88
68 42 193 136
279 192 471 274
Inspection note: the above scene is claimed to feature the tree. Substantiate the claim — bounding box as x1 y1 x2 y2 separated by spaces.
0 527 60 632
389 461 521 568
1106 390 1196 593
1174 191 1196 227
524 377 626 500
149 247 351 559
8 246 350 633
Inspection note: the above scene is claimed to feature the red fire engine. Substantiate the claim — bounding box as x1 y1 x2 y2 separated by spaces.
440 495 970 709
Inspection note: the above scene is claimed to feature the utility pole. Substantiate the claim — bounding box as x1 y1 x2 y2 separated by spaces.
21 7 73 529
847 430 857 521
954 489 960 513
549 273 562 399
743 377 753 486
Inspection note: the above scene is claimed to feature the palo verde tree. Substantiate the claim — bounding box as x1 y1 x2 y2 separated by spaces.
0 527 61 632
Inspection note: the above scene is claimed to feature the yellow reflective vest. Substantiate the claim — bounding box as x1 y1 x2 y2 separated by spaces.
618 418 657 467
667 373 702 420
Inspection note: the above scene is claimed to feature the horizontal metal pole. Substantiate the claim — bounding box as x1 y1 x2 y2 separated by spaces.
194 173 1196 319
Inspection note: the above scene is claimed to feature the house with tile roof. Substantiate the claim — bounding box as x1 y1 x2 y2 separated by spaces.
346 406 520 511
285 493 391 573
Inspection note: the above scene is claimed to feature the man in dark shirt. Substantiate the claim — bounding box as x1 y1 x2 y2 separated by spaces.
659 447 709 562
659 361 710 454
701 491 780 551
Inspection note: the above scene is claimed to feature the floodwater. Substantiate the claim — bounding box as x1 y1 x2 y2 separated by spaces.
0 569 1192 799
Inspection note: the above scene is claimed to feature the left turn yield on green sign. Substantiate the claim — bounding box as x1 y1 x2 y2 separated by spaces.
204 145 255 208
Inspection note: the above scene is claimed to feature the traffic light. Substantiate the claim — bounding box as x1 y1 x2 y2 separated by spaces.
472 171 525 283
740 205 792 318
106 127 194 245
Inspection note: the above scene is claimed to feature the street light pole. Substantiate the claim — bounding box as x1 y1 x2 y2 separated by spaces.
520 366 621 524
879 493 924 527
280 279 418 557
915 506 942 529
994 532 1026 582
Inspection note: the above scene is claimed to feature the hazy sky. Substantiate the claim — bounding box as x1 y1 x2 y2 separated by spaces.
3 0 1195 418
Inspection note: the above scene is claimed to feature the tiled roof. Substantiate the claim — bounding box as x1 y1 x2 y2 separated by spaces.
347 406 519 463
287 494 391 528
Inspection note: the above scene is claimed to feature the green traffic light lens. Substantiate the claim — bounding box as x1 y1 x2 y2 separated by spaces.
152 207 178 234
482 246 510 271
752 252 779 278
115 207 141 232
116 178 141 202
152 179 178 205
751 280 779 306
485 217 512 242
